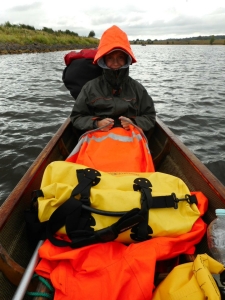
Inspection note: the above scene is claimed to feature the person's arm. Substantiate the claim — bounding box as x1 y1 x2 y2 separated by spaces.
131 82 156 132
70 87 97 131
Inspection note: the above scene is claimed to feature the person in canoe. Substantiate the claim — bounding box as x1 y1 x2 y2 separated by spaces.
66 25 156 172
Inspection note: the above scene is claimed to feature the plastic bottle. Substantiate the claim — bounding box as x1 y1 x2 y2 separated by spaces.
207 209 225 266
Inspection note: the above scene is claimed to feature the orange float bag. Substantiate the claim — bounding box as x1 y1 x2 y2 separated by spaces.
66 125 155 172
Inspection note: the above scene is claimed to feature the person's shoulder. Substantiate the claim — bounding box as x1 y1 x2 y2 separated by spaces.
129 76 146 90
82 75 102 89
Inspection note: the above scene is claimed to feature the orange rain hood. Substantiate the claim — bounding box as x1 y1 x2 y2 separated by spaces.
93 25 137 65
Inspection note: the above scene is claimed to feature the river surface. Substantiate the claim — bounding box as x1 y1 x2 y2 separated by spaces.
0 45 225 204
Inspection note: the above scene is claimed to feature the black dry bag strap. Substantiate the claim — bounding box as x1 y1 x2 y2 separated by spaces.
46 168 101 247
130 178 198 241
131 178 153 241
24 189 47 247
149 193 198 209
65 168 100 236
67 208 143 249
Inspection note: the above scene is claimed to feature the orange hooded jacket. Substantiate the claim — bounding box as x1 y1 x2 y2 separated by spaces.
93 25 137 65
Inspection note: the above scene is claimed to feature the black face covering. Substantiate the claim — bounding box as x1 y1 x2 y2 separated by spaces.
103 68 129 95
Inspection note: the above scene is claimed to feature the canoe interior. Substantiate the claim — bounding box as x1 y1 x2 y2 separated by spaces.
0 118 77 299
1 116 225 298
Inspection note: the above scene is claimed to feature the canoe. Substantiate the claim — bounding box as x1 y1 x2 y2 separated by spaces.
1 115 225 299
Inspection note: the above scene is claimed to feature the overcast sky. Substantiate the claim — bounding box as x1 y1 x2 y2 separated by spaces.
1 0 225 40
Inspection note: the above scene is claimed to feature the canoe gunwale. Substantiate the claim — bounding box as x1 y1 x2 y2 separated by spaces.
156 116 225 204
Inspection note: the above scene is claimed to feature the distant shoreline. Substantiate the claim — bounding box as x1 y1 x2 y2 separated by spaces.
131 39 225 46
0 40 224 55
1 23 224 55
0 43 98 55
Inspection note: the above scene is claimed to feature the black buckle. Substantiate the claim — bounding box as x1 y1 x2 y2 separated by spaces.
133 178 152 191
172 193 193 209
83 168 101 185
77 168 101 185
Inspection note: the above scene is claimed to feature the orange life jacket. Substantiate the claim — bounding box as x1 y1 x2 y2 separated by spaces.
66 125 155 172
35 191 207 300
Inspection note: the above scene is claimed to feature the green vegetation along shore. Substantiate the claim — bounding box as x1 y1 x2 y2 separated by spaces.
0 22 99 55
133 35 225 45
0 22 224 55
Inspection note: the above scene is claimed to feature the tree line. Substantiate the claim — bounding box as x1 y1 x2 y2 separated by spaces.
1 21 96 38
132 35 225 45
2 21 224 45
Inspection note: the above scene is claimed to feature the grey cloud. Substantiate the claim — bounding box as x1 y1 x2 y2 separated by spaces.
120 9 225 39
85 5 225 39
91 16 125 26
6 2 43 13
1 3 224 40
2 2 45 28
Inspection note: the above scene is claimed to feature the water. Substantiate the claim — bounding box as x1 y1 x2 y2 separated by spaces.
0 45 225 204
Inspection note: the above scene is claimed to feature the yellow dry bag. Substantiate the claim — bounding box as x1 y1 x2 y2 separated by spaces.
36 161 201 247
152 254 225 300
